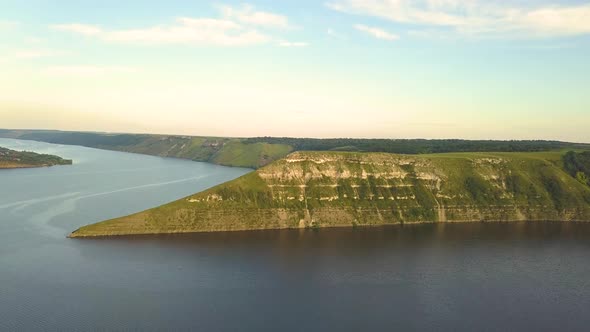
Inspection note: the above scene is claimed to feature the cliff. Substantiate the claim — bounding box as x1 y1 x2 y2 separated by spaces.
70 151 590 237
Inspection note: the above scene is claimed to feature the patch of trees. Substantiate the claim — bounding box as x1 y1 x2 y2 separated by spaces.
245 137 590 154
0 147 72 166
563 151 590 186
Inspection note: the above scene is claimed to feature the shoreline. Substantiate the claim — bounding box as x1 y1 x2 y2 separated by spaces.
1 137 254 170
68 218 590 239
0 163 68 169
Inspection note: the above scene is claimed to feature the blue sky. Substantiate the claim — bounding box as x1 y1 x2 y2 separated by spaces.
1 0 589 141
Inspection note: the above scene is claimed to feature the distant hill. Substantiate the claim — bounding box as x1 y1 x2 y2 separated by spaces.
70 150 590 237
2 129 589 169
0 129 291 169
0 146 72 169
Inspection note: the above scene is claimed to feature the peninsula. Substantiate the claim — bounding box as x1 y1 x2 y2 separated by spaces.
0 146 72 169
70 150 590 237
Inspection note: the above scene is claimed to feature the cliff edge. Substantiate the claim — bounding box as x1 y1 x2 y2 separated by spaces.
70 151 590 237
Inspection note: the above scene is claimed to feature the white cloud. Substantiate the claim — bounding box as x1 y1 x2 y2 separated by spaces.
354 24 399 41
109 18 270 46
219 4 291 28
50 3 304 47
50 4 307 47
520 6 590 36
278 41 309 47
52 23 102 36
327 28 347 39
14 49 68 59
24 37 45 44
51 18 269 46
328 1 590 38
0 20 18 31
44 65 137 77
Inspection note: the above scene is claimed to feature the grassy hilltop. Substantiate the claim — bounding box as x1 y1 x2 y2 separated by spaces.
2 129 590 169
70 150 590 237
0 146 72 169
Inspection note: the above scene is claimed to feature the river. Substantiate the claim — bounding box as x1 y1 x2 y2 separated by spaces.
1 138 589 331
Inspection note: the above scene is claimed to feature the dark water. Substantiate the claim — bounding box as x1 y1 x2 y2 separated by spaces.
1 139 590 331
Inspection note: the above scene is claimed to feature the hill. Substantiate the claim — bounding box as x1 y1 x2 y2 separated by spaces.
0 129 291 169
70 150 590 237
2 129 589 169
0 146 72 169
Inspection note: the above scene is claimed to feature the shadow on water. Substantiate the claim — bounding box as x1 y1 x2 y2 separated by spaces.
73 221 590 262
77 221 590 246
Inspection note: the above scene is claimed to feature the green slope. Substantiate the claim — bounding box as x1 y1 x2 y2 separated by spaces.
70 150 590 237
211 141 293 168
0 130 290 168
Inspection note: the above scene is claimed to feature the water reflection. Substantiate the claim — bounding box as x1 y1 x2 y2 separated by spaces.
76 221 590 252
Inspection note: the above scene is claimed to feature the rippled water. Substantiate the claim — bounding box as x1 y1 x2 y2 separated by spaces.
1 138 590 331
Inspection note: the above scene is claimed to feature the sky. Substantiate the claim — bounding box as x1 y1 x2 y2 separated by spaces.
1 0 589 142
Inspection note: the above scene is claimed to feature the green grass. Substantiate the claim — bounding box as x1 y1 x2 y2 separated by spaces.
212 141 293 168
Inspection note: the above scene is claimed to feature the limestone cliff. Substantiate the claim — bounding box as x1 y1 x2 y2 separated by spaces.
70 151 590 237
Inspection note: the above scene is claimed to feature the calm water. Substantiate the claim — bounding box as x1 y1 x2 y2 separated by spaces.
1 138 590 331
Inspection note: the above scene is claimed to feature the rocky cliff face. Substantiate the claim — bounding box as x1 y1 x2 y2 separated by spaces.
71 151 590 237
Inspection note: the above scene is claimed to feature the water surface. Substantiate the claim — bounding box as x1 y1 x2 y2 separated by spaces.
1 138 590 331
